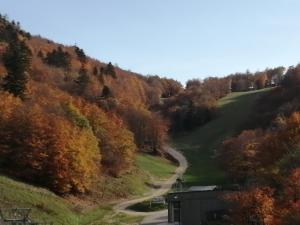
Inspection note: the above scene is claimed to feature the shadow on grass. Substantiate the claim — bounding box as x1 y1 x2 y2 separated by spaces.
127 200 167 212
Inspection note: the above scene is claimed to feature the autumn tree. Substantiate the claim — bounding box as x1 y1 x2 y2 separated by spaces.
283 169 300 205
123 106 167 154
282 65 300 88
265 67 285 86
186 79 202 90
255 72 268 89
161 88 217 131
229 71 256 92
63 102 90 128
225 187 275 225
257 113 300 173
161 78 182 98
0 91 22 123
280 170 300 225
0 101 100 194
219 129 263 181
220 111 300 225
77 101 136 176
147 112 168 154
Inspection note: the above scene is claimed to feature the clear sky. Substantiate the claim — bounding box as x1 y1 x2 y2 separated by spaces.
1 0 300 84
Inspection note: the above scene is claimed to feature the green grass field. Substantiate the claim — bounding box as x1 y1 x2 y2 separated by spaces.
171 89 271 187
0 174 143 225
136 154 176 179
0 153 176 225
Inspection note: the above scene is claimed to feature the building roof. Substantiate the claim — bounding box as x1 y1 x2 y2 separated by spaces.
188 185 217 192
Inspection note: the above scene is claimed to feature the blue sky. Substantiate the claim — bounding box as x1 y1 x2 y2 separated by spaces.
1 0 300 84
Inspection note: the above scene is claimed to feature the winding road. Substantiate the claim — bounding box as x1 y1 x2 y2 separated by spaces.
113 146 188 225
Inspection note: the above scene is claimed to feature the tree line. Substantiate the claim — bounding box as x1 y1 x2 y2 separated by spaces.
158 67 285 132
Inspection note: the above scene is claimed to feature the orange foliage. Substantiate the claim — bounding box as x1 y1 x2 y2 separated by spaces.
0 91 22 122
220 112 300 181
0 84 103 194
122 106 167 154
258 113 300 171
0 102 100 194
255 72 268 89
283 168 300 207
225 187 275 225
75 100 136 177
220 129 263 181
220 110 300 225
273 169 300 225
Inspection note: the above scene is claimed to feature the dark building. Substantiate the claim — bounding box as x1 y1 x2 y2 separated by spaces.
167 186 234 225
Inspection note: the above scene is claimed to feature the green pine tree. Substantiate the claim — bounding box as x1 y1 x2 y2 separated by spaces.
2 40 31 99
101 85 112 98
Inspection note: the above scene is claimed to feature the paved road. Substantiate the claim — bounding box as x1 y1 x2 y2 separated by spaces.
113 147 188 225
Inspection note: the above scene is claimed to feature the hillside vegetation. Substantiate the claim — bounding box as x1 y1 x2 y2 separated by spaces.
0 153 176 225
218 68 300 224
0 14 180 198
0 174 143 225
172 89 271 186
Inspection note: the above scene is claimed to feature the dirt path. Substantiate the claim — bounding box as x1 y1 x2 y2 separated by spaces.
113 146 188 224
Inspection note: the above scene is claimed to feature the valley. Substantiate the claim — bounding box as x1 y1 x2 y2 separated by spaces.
171 88 271 187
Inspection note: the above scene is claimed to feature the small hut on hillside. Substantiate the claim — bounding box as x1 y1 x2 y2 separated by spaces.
167 185 238 225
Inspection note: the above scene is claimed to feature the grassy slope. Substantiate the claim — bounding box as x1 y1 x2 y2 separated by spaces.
136 154 176 179
0 154 176 225
171 89 270 187
0 175 142 225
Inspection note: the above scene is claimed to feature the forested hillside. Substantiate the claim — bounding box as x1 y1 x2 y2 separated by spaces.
219 67 300 224
0 15 184 196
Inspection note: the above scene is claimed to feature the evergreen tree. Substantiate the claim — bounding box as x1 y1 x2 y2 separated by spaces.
74 46 86 63
2 40 31 99
105 62 117 78
101 85 112 98
44 47 70 69
100 62 117 78
75 65 89 95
